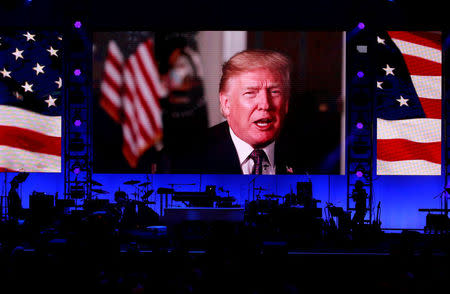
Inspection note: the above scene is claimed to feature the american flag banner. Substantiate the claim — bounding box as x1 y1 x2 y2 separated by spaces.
0 31 62 172
376 31 441 175
100 38 167 168
100 40 124 124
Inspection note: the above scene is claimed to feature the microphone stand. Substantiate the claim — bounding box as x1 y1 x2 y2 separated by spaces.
248 174 262 202
433 188 449 216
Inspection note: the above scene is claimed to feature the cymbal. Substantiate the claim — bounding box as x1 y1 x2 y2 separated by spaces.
90 179 103 186
124 180 140 185
92 189 109 194
138 182 152 187
255 187 266 191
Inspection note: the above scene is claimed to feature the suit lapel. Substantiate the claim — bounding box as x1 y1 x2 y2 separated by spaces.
206 121 242 174
275 141 295 174
207 121 295 174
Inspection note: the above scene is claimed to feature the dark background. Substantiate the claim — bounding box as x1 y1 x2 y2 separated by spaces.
0 1 447 30
248 31 344 174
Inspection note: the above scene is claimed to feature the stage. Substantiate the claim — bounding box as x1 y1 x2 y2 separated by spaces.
1 227 449 294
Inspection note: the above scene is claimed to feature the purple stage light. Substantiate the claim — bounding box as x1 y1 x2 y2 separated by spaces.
74 69 81 76
74 21 82 29
73 167 81 174
357 71 364 78
74 119 82 127
356 170 364 178
358 22 365 29
356 122 364 129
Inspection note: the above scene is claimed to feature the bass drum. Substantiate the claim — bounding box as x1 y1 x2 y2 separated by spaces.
114 190 128 203
284 193 298 206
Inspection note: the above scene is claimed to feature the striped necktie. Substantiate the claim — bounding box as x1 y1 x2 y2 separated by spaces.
249 149 267 175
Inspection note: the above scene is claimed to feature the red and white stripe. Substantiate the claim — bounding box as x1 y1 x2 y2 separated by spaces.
377 31 441 175
0 105 61 172
100 40 124 123
100 39 166 168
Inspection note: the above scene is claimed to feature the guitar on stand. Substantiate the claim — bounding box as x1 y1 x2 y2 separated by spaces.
374 201 382 229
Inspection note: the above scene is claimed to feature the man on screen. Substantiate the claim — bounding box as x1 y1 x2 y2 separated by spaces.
159 49 295 174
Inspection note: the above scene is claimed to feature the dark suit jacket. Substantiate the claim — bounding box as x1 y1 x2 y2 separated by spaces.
158 121 296 174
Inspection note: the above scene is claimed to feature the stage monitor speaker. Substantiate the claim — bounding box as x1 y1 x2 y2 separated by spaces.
426 213 449 231
30 193 55 225
30 192 54 211
84 199 110 212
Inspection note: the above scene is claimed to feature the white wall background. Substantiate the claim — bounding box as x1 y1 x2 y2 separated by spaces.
196 31 247 127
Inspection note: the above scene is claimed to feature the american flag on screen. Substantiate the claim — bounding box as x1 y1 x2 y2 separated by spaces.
0 31 62 172
100 39 167 168
376 31 441 175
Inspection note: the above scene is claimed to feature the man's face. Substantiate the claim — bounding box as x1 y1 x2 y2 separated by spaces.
220 68 289 148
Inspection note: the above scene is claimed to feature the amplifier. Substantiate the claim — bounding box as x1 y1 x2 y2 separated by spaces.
30 193 54 211
84 199 110 211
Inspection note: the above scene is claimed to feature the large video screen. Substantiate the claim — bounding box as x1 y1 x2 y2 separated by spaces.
375 31 441 175
93 31 345 175
0 31 62 173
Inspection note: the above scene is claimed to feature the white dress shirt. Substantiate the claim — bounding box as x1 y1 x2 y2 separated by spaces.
229 127 276 175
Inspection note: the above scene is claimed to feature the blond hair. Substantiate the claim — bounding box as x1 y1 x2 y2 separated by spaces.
219 49 292 94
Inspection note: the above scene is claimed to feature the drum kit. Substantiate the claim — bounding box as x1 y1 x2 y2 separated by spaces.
262 193 283 200
88 179 109 198
74 180 285 209
68 178 156 207
121 180 156 205
250 187 287 212
113 180 158 227
253 187 283 201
